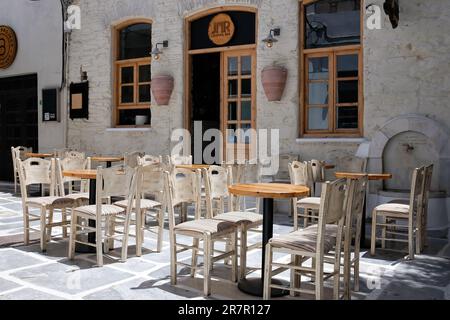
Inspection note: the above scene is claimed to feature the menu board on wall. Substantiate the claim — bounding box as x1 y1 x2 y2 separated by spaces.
69 82 89 119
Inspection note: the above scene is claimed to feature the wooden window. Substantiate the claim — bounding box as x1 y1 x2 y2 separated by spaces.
300 0 363 137
114 21 152 127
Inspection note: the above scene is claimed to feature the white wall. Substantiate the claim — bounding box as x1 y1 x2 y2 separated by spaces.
0 0 66 152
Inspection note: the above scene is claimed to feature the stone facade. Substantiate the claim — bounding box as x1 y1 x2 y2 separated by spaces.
65 0 450 232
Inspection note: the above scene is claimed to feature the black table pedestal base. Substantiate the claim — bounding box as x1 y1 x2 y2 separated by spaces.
238 278 289 297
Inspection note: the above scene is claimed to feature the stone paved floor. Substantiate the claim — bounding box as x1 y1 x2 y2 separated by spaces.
0 182 449 300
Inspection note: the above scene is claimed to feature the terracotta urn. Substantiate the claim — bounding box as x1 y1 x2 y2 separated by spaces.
261 66 288 102
151 74 174 106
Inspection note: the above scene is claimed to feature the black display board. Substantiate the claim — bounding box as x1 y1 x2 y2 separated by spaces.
42 88 59 122
69 82 89 120
190 11 256 50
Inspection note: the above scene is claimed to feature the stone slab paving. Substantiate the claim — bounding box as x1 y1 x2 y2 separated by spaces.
0 184 449 300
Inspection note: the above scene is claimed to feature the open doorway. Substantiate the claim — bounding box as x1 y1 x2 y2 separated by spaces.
191 53 221 163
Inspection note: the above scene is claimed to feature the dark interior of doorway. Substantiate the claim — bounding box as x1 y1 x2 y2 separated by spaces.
191 53 221 164
0 74 39 181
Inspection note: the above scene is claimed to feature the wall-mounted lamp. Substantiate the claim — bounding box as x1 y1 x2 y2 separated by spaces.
262 28 281 48
80 66 88 82
150 40 169 61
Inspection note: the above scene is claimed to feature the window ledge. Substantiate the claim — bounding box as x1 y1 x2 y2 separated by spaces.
105 127 151 132
296 137 367 144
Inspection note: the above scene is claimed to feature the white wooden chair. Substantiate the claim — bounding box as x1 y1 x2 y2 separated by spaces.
370 167 425 259
204 165 263 280
17 158 75 251
57 151 91 194
263 178 348 300
124 151 145 168
68 165 137 266
11 146 32 194
115 161 165 254
289 161 320 230
167 155 193 166
164 168 238 297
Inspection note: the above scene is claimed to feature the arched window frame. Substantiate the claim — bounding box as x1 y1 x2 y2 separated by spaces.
112 18 152 127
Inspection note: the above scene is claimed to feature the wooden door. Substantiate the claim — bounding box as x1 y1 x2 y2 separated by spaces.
222 49 256 163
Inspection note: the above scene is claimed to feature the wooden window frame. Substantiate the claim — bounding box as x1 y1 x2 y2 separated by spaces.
299 0 364 138
112 19 152 128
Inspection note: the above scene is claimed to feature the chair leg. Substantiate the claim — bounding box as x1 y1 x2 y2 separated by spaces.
315 258 324 300
408 219 415 260
121 211 132 262
96 218 103 267
290 255 301 297
39 207 47 252
293 206 299 231
370 211 378 256
107 216 115 251
46 208 54 241
231 231 238 283
157 208 164 253
62 208 68 238
68 212 77 260
381 216 387 249
416 223 422 255
170 234 178 286
135 210 143 257
239 227 248 280
203 236 212 297
190 238 200 277
23 206 30 245
333 251 341 300
263 244 273 300
354 260 360 292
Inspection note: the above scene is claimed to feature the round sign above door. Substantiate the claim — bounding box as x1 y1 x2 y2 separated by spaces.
208 13 235 46
0 26 18 69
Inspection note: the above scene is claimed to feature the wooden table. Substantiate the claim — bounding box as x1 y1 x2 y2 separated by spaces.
175 164 211 170
91 156 124 168
229 183 310 297
25 152 54 158
335 172 393 248
63 169 97 253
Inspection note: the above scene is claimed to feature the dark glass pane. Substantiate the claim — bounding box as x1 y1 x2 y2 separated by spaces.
228 57 238 76
337 54 358 78
241 56 252 76
241 123 252 144
227 124 237 144
228 102 237 121
337 80 358 103
308 107 329 130
228 80 238 98
309 82 328 104
337 106 358 129
121 67 134 84
118 108 151 126
241 79 251 98
305 0 360 49
119 23 152 60
139 85 151 103
139 64 151 82
121 86 134 103
308 57 329 80
241 101 251 121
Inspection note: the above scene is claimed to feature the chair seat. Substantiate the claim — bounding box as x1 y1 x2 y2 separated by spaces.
114 199 162 210
297 197 321 209
374 203 410 217
74 204 125 216
304 224 339 238
269 227 335 253
174 219 236 235
64 193 89 201
213 211 263 225
26 196 74 208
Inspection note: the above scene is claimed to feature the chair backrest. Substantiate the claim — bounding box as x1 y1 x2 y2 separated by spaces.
138 162 165 199
408 167 426 219
204 165 233 217
343 176 368 248
124 151 145 168
257 157 274 182
139 155 163 166
17 158 56 199
168 155 193 166
315 178 348 254
339 155 367 173
289 161 314 195
59 153 89 182
310 159 325 183
11 147 32 172
164 168 201 230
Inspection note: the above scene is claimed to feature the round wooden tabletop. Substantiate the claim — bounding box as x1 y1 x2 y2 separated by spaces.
229 183 310 199
176 164 211 170
335 172 393 181
91 156 124 162
63 169 97 180
25 153 54 158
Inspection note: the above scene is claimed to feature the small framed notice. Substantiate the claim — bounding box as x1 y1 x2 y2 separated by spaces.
69 82 89 119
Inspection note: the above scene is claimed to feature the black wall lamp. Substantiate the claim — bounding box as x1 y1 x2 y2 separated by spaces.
151 40 169 61
262 28 281 48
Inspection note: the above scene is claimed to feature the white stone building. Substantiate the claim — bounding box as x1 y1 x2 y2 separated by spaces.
1 0 449 237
